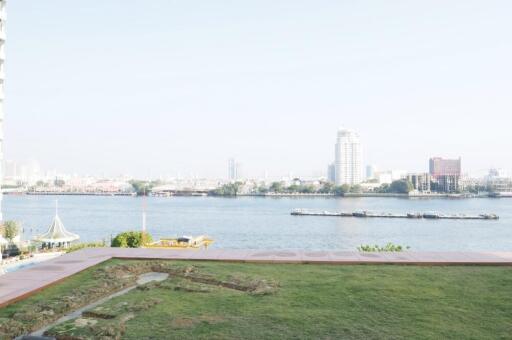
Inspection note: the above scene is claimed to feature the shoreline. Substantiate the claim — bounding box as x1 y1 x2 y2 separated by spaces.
3 191 498 199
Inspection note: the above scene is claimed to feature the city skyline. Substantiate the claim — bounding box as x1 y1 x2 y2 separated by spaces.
4 1 512 178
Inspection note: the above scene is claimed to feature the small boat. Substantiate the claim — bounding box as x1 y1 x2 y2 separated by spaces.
145 235 214 249
407 213 422 218
423 212 440 219
479 214 499 220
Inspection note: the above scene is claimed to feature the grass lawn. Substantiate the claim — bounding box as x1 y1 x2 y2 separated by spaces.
2 260 512 339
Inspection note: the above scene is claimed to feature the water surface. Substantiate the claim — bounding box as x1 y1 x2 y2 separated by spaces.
3 195 511 251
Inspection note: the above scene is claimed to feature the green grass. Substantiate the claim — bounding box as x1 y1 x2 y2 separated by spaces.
2 260 512 339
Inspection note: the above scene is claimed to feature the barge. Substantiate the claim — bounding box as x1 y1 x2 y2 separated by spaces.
291 209 499 220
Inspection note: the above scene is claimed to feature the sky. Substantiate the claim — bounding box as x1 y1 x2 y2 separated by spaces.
4 0 512 178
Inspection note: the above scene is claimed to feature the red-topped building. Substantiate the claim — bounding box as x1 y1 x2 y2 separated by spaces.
429 157 462 193
429 157 461 177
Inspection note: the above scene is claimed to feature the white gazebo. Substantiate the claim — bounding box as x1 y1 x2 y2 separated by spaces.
34 202 79 249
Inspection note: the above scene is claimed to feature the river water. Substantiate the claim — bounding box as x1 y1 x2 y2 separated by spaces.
3 195 511 251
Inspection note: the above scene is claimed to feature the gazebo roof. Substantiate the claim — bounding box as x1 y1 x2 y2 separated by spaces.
35 214 79 243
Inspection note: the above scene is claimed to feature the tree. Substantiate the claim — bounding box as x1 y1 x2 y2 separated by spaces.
3 221 19 243
388 180 413 194
318 182 334 194
299 185 316 193
334 184 351 196
269 182 284 193
111 231 152 248
376 183 390 193
211 182 242 196
129 180 155 196
350 185 363 193
257 186 269 194
287 184 300 193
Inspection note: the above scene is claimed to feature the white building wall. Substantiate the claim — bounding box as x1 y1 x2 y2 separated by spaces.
0 0 5 221
334 129 362 186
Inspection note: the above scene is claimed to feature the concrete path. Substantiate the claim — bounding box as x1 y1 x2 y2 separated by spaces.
1 248 512 308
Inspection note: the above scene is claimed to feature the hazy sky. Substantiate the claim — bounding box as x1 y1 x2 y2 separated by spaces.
4 0 512 178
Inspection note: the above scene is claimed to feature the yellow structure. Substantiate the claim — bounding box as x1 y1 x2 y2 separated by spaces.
144 235 213 249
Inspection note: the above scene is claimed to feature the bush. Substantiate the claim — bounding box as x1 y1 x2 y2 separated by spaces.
358 243 410 252
111 231 152 248
65 241 106 253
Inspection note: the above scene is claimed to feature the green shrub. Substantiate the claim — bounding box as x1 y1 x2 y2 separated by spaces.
358 243 410 252
65 241 106 253
111 231 152 248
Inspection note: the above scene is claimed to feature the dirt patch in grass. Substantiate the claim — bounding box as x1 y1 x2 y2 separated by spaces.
74 317 98 328
150 262 279 295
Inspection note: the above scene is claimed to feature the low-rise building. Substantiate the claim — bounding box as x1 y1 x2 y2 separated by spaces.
407 173 431 192
434 175 461 193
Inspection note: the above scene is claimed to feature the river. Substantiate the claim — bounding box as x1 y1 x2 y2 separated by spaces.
3 195 511 251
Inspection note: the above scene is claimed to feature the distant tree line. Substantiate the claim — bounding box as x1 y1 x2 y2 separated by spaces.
210 179 415 197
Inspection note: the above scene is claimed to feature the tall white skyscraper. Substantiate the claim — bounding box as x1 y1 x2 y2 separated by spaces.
0 0 6 221
228 158 239 181
334 129 362 186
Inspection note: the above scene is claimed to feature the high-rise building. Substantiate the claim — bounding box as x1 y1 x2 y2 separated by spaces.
0 0 5 221
429 157 462 193
366 165 376 180
228 158 240 181
334 129 362 185
429 157 461 177
327 163 335 183
3 160 16 179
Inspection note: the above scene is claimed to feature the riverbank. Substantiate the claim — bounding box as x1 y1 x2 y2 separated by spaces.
3 191 500 198
2 256 512 339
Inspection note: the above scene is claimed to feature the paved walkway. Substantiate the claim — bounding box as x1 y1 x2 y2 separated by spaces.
1 248 512 308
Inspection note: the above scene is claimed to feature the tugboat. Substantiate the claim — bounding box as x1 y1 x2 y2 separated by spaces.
479 214 499 220
407 212 422 219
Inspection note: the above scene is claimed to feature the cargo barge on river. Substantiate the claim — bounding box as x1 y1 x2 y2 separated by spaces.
291 209 499 220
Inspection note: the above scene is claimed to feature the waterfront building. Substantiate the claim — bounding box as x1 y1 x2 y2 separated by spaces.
429 157 461 177
434 175 460 193
366 165 376 180
486 169 512 193
407 173 432 192
428 157 462 193
327 163 335 183
228 158 242 181
334 129 362 185
0 0 5 221
376 172 393 184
